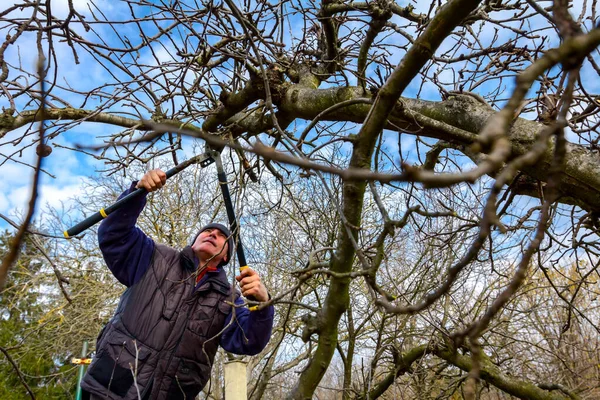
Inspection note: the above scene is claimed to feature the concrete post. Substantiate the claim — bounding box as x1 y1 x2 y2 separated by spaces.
224 360 247 400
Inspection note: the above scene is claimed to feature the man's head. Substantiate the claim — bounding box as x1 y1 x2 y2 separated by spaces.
191 223 234 268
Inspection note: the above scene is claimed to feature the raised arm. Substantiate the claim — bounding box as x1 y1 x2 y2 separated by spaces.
220 268 274 355
98 169 167 286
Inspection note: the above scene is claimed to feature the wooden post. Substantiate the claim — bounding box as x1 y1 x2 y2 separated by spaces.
224 360 247 400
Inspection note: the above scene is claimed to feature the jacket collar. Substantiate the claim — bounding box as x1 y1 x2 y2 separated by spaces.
180 246 230 292
181 246 198 271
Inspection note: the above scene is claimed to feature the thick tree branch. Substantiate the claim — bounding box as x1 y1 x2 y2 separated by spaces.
435 345 573 400
6 84 600 212
322 2 426 24
289 0 484 397
361 343 574 400
358 344 430 400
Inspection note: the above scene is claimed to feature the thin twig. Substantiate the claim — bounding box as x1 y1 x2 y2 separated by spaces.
0 57 47 290
0 345 36 399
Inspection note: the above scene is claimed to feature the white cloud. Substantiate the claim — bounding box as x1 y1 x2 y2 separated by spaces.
39 181 89 210
0 128 100 231
0 169 92 232
49 0 121 20
0 160 34 189
0 192 9 213
5 186 30 215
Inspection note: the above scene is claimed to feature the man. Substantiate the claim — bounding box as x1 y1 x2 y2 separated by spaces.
81 169 274 400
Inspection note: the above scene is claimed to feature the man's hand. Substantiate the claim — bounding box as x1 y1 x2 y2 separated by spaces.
236 267 269 302
136 169 167 192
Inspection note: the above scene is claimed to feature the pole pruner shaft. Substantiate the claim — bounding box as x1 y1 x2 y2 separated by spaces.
64 151 217 239
213 153 258 311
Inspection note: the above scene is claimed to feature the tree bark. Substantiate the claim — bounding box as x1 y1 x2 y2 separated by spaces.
358 343 575 400
4 91 600 211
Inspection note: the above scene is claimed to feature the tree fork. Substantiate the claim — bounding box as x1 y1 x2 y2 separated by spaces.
288 0 485 397
359 343 575 400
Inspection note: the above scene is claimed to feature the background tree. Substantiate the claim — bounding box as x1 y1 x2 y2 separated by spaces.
2 0 600 399
0 230 77 399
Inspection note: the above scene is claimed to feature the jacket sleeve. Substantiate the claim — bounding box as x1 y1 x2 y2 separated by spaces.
219 295 275 355
97 182 155 287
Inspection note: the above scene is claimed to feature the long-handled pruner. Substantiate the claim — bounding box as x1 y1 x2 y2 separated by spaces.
63 150 219 238
212 152 259 311
63 147 258 309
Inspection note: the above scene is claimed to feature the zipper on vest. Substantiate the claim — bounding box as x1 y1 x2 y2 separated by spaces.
139 377 153 399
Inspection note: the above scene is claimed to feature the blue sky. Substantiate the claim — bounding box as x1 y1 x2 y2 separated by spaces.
0 0 202 233
1 0 598 236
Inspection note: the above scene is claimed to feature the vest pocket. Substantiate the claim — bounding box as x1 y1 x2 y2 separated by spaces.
187 296 220 337
190 296 219 320
187 320 211 337
167 358 207 400
88 353 134 397
88 330 151 397
217 299 232 315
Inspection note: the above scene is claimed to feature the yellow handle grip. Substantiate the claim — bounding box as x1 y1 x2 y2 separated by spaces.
239 266 258 311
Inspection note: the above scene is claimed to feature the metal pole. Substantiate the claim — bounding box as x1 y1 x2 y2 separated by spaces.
75 341 88 400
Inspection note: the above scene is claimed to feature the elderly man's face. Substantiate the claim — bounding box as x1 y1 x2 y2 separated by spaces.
192 228 229 265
